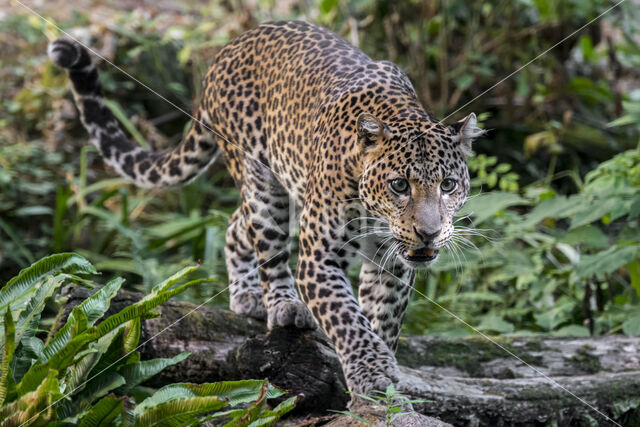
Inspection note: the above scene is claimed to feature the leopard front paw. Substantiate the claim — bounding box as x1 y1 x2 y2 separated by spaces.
345 353 400 396
230 290 267 320
268 299 316 329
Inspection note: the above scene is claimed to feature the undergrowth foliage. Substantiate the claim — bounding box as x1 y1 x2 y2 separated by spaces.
331 384 432 426
0 254 297 426
1 0 639 339
406 147 640 337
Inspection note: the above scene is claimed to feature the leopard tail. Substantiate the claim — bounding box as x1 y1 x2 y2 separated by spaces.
48 39 220 188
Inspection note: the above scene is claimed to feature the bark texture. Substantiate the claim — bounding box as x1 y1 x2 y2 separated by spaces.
61 286 640 426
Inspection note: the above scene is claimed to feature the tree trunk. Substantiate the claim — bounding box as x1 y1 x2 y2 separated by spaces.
60 286 640 426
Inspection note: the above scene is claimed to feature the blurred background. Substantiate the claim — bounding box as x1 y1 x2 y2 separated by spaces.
1 0 639 338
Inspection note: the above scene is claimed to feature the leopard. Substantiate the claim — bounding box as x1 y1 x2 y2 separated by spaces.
48 20 484 399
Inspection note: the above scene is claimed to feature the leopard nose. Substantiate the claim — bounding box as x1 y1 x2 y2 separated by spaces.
414 226 441 245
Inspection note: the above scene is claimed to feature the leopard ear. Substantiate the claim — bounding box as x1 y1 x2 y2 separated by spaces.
357 113 387 151
450 113 485 156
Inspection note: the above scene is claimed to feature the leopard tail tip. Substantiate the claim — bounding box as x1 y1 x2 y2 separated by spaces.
48 39 91 69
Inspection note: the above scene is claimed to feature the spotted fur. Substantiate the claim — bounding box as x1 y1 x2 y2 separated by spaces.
48 21 484 397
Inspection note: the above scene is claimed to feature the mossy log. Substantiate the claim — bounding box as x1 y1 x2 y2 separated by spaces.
61 286 640 426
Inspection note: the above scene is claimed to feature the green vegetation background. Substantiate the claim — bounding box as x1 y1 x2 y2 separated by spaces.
1 0 640 338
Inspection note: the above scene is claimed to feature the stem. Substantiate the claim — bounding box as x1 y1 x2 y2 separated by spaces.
545 154 558 187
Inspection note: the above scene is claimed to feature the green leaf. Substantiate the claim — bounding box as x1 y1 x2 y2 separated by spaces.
59 329 126 417
82 206 144 248
11 336 44 382
570 197 618 230
320 0 339 14
22 276 197 396
117 352 190 394
520 195 584 228
0 369 61 426
579 35 595 61
459 192 529 224
134 395 228 426
534 302 575 331
551 325 590 337
14 275 67 347
573 245 638 279
64 346 102 397
495 163 511 173
78 396 124 427
203 407 248 421
22 286 169 397
87 327 127 381
1 309 16 406
455 74 474 91
80 372 126 408
70 305 89 338
607 114 638 128
40 277 124 363
0 217 34 266
148 265 199 296
629 199 640 219
177 46 191 66
134 385 198 415
124 318 141 354
248 394 300 426
385 382 396 396
15 361 50 398
224 380 268 426
0 253 95 311
477 315 514 334
627 261 640 297
135 380 280 415
560 225 609 250
94 278 200 339
622 314 640 336
82 277 125 326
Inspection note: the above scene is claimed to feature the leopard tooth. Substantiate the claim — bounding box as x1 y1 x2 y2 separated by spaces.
408 249 416 257
425 248 434 257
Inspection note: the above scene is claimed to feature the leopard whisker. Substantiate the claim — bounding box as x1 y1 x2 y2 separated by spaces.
338 216 389 232
451 234 479 251
455 225 495 233
450 232 487 264
373 236 395 262
382 242 400 282
454 214 473 224
340 230 393 250
452 238 469 267
377 241 399 284
446 239 463 276
454 226 499 244
376 242 394 286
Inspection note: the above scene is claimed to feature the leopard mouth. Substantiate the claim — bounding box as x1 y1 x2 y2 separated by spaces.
403 247 439 263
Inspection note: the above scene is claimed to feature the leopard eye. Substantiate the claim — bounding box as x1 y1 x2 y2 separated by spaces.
389 178 410 195
440 178 457 193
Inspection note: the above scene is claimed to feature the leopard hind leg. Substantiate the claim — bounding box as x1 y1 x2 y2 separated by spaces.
242 176 315 330
226 208 267 319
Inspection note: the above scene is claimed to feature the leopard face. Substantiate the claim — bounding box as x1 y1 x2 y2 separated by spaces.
357 111 481 269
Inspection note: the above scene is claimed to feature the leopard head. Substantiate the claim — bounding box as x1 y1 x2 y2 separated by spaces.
357 110 484 269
